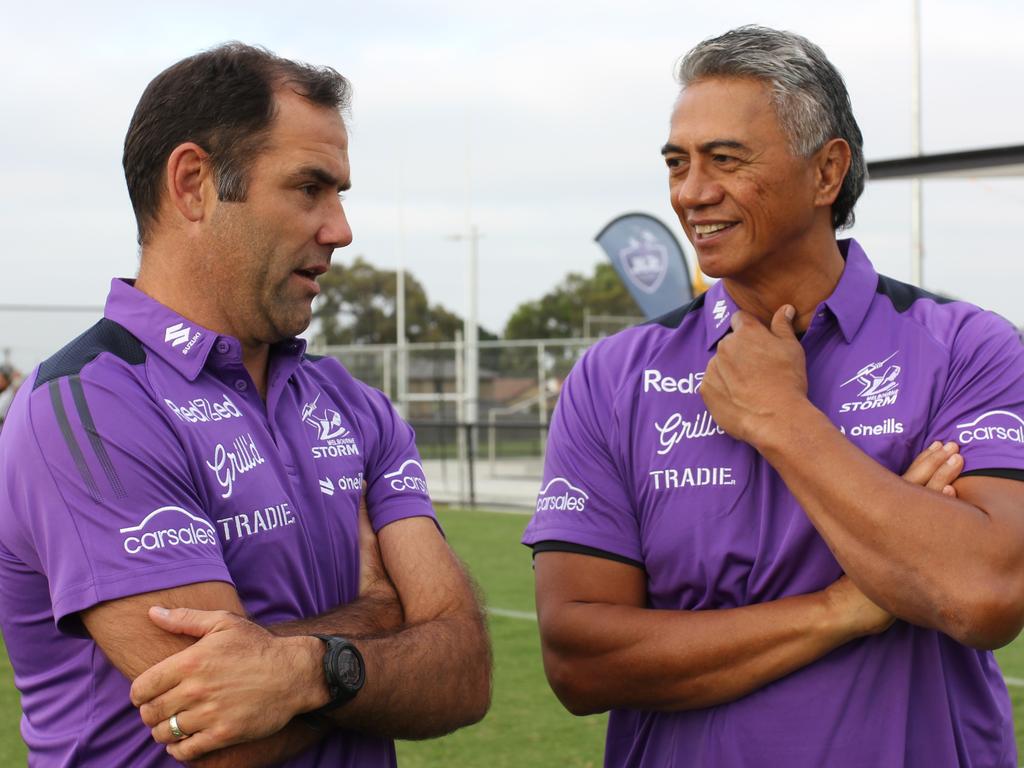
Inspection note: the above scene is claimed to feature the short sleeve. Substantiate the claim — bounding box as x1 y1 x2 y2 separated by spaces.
0 371 231 634
361 387 438 532
925 312 1024 478
522 347 642 562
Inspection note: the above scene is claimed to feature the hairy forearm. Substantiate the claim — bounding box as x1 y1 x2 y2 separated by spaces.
323 607 491 739
756 401 1023 645
542 590 858 715
270 589 404 639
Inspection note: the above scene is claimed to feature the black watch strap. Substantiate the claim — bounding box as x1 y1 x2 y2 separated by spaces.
300 634 365 730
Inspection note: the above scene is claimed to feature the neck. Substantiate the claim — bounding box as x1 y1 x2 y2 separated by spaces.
136 238 271 400
721 230 845 333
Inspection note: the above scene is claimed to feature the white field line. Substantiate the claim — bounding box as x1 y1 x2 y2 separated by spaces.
486 606 537 621
486 608 1024 693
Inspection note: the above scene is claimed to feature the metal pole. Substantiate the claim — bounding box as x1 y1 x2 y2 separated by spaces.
910 0 924 286
464 225 479 430
395 160 409 417
537 342 548 458
454 329 467 505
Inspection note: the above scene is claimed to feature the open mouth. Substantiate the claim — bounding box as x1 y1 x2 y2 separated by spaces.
692 222 738 240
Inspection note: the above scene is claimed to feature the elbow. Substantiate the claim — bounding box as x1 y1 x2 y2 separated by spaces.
940 582 1024 650
542 651 608 717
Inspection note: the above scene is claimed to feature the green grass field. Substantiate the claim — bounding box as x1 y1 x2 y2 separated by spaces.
2 506 1024 765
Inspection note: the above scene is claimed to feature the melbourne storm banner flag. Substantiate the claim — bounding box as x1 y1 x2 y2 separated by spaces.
595 212 693 320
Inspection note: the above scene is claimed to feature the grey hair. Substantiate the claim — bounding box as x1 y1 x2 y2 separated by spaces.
676 25 865 230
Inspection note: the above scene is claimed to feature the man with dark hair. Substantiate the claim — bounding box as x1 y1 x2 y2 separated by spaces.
525 25 1024 767
0 43 490 767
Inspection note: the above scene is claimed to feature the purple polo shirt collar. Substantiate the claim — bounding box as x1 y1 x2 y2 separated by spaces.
104 278 307 380
702 238 877 349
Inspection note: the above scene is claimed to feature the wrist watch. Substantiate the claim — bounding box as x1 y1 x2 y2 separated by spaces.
301 634 365 729
314 634 365 708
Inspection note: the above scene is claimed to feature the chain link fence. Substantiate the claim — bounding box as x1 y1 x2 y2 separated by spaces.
315 338 598 508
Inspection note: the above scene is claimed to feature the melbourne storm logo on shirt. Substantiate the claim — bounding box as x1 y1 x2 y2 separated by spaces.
119 505 218 555
956 410 1024 445
839 351 901 413
536 477 588 512
301 393 360 459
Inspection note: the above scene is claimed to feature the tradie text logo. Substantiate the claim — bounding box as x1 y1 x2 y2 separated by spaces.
384 459 429 493
535 477 588 512
206 433 265 499
713 299 729 328
654 411 725 455
839 351 901 412
301 393 360 458
643 369 704 395
120 506 217 555
956 410 1024 445
164 322 202 355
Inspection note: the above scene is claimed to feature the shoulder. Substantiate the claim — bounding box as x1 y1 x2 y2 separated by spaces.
872 274 1020 355
571 293 707 400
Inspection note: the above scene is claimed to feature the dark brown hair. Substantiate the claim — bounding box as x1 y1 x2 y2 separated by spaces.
123 42 351 244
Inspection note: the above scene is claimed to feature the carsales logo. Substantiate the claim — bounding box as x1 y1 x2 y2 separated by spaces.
956 410 1024 445
535 477 588 513
383 459 429 493
119 506 218 555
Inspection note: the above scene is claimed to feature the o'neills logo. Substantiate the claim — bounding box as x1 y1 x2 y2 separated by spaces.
535 477 588 512
206 433 265 499
956 410 1024 445
120 506 217 555
840 418 905 437
165 394 243 424
383 459 429 493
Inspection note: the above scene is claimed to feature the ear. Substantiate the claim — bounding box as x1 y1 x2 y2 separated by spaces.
164 142 214 225
813 138 851 209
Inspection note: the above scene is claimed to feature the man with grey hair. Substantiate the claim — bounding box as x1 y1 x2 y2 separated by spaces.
525 25 1024 766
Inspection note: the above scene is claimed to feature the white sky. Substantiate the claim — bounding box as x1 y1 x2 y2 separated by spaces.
2 0 1023 370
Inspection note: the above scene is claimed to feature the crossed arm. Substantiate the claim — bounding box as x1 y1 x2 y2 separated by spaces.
535 443 962 715
82 504 491 766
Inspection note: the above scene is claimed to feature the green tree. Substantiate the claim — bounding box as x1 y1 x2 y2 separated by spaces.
313 257 494 345
503 262 639 339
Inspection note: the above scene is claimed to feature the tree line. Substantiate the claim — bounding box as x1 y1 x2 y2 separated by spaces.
312 257 639 345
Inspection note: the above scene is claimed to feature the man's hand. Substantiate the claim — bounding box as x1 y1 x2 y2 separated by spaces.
702 305 808 445
131 608 323 762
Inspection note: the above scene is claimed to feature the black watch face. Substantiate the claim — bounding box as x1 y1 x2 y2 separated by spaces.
335 647 363 689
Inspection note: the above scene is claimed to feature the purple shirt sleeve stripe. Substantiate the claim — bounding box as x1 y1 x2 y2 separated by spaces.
47 379 101 502
69 375 127 499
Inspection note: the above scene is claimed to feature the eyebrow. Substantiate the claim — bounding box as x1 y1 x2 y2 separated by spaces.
660 139 750 155
290 165 351 192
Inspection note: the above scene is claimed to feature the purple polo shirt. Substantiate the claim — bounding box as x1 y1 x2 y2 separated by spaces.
523 239 1024 767
0 278 436 767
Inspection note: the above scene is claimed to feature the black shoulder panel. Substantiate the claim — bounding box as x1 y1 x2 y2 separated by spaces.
645 292 707 330
34 319 146 390
302 352 327 362
876 275 955 314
